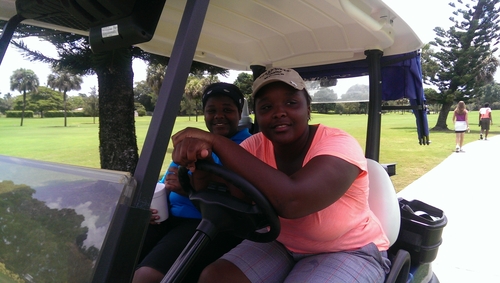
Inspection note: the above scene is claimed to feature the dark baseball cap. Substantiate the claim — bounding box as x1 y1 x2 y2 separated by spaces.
202 82 245 111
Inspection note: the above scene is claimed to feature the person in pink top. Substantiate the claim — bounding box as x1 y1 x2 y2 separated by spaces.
479 102 493 140
452 101 469 152
172 67 390 282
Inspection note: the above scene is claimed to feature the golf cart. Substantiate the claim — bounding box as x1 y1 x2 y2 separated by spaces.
0 0 446 282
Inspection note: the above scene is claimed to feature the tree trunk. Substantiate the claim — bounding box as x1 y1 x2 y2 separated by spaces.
20 91 26 126
97 49 139 173
63 90 67 127
432 101 453 130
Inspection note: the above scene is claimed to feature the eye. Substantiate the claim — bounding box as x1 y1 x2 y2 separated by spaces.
259 104 271 111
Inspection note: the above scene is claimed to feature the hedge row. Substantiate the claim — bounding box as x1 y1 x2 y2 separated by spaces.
44 111 88 117
5 111 34 118
5 111 91 118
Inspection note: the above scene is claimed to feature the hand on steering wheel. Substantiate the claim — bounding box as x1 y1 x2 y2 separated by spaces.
178 160 280 243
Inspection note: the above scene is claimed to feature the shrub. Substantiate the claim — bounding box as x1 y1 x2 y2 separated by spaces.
6 111 34 118
44 111 66 117
44 111 89 117
136 108 146 117
72 111 87 117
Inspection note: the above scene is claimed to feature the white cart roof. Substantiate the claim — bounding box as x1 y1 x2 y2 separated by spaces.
1 0 422 71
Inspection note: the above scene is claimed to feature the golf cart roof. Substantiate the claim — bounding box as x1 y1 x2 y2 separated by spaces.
0 0 423 71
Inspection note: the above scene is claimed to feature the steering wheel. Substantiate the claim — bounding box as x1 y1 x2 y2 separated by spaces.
178 160 280 243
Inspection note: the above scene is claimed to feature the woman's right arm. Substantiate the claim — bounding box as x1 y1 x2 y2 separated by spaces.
172 128 360 219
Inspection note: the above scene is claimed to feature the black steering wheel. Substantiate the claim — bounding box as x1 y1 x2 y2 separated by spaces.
178 160 280 243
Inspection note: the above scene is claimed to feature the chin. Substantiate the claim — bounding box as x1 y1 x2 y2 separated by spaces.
213 129 229 136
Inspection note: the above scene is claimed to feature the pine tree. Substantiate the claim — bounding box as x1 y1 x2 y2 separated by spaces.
426 0 500 130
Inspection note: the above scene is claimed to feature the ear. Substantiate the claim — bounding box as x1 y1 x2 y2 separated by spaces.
307 105 311 120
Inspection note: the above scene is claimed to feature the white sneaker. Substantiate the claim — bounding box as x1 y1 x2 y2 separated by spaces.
455 145 460 152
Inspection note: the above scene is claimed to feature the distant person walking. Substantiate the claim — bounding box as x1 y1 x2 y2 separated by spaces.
453 101 469 152
479 102 493 140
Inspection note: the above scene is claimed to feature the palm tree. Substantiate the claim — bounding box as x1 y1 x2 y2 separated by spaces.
184 76 207 122
12 29 226 172
84 87 99 124
10 68 39 126
47 71 82 127
146 62 166 98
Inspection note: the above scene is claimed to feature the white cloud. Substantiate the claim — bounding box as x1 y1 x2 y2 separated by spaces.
46 198 109 250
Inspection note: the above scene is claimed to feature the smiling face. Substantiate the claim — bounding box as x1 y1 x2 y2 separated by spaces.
204 94 242 138
254 82 311 145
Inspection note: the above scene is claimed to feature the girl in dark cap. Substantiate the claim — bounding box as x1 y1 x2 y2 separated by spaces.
133 82 251 283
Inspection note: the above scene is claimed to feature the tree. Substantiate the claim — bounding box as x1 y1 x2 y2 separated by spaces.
10 68 39 126
12 27 226 173
180 95 197 119
145 62 166 106
0 93 13 114
342 84 369 101
476 82 500 106
233 72 254 110
233 72 253 96
28 86 63 117
311 88 337 114
184 72 219 122
134 81 155 112
424 0 500 130
67 95 85 110
84 87 99 124
11 86 63 117
47 71 83 126
184 75 206 122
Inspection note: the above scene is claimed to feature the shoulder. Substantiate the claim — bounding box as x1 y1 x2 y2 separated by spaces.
240 132 267 151
308 124 366 170
231 128 252 144
314 124 357 144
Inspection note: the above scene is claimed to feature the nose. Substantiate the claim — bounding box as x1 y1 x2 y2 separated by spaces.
272 104 287 118
214 110 225 118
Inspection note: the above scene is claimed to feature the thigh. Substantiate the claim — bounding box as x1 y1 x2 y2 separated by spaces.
137 220 171 263
183 231 243 282
137 218 201 274
284 243 390 283
221 240 294 283
481 119 490 130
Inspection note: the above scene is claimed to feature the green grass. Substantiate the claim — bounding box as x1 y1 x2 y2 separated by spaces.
1 111 498 192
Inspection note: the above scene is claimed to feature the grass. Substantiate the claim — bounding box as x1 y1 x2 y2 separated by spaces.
1 110 498 192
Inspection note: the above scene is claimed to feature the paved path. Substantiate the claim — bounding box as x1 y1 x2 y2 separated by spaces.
397 135 500 282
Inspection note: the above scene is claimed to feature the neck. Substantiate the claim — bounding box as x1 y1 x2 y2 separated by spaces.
273 125 317 176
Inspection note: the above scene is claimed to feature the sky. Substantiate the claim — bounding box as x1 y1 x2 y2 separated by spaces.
0 0 462 97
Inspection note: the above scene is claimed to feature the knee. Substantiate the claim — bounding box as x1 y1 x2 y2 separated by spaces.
132 267 164 283
198 264 219 283
198 260 243 283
